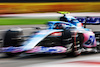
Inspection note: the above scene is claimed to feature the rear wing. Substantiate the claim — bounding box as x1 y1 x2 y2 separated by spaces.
76 16 100 25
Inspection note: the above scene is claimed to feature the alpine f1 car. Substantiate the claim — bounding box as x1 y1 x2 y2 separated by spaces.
0 12 100 57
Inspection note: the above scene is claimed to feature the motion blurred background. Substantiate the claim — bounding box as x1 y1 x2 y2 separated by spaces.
0 0 100 14
0 1 100 67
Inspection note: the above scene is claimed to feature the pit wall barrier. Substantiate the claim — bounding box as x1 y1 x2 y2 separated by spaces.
0 2 100 14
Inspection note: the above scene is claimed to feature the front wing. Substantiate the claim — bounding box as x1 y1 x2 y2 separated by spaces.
0 46 67 54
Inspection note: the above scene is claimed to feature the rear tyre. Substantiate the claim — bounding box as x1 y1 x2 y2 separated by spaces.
94 32 100 53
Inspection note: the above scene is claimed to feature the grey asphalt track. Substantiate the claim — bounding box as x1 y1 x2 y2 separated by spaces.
0 24 100 67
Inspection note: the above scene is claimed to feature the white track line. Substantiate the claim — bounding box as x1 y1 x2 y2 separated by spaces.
1 12 100 18
21 54 100 67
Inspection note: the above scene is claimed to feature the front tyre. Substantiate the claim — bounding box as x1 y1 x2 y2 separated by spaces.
67 34 82 57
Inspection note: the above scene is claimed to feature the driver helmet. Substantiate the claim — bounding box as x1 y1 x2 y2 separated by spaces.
54 23 63 29
59 14 68 22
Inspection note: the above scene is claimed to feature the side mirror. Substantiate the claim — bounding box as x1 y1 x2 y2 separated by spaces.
84 16 90 28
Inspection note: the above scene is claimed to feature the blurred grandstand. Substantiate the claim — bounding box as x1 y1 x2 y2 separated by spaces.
0 0 100 14
0 0 100 2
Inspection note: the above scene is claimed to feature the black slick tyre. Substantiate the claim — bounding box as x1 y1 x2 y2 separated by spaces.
67 33 82 57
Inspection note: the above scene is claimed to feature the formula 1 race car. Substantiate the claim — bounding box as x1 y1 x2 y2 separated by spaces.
0 12 100 57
